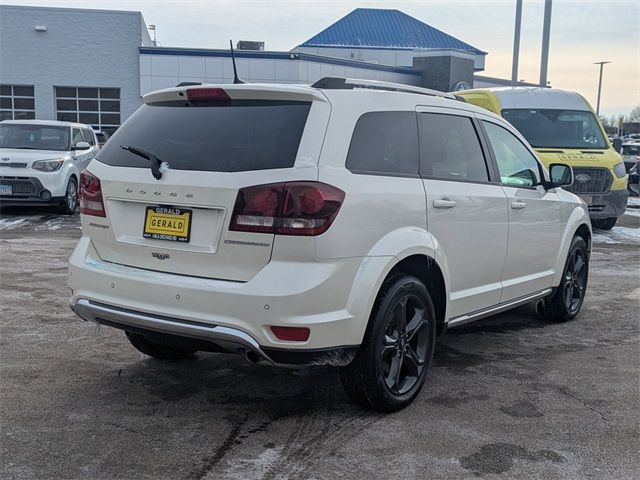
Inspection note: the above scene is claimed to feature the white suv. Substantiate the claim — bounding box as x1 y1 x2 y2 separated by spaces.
68 79 591 411
0 120 99 214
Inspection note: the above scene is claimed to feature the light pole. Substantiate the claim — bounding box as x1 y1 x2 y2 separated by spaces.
511 0 523 86
539 0 553 87
594 61 611 116
148 24 157 46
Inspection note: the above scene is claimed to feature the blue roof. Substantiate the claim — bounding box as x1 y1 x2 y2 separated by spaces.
300 8 485 55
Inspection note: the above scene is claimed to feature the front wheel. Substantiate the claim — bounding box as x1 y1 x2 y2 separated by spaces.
340 275 436 412
58 177 78 215
591 217 617 230
539 236 589 322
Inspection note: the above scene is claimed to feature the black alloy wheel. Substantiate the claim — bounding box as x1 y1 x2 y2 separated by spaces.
539 235 589 322
562 245 588 314
381 294 430 395
340 275 436 412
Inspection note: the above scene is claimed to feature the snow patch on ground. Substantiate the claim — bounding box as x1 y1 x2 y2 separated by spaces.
593 226 640 245
624 208 640 219
34 218 66 231
0 218 29 230
627 196 640 208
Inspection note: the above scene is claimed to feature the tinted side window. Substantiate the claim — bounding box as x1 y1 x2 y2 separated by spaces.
483 121 541 188
419 113 489 182
346 111 419 176
82 129 95 145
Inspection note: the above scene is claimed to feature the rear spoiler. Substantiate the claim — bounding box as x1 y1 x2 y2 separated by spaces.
144 84 327 105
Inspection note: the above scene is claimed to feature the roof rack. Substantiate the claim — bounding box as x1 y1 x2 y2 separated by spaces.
311 77 458 100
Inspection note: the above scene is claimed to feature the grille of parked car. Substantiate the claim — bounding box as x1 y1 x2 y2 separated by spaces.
565 167 612 194
0 176 41 196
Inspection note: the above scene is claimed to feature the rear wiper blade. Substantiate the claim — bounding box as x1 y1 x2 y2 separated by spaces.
120 145 165 180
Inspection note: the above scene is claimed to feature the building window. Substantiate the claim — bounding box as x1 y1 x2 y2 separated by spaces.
55 87 120 135
0 85 35 121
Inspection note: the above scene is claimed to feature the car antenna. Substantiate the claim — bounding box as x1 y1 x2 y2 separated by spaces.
230 40 245 84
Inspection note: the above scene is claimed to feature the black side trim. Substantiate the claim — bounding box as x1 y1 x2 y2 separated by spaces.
262 346 359 366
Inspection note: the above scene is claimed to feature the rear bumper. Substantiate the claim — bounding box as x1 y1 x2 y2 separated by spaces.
583 189 628 219
68 236 371 364
71 298 357 366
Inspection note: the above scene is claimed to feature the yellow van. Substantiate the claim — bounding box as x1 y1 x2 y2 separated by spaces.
457 87 628 229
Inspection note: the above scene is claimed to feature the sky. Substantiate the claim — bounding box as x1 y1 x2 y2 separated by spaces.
4 0 639 117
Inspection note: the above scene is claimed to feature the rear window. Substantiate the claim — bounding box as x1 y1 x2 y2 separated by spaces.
97 101 311 172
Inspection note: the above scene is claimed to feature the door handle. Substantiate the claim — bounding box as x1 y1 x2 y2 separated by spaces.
433 199 457 209
511 201 527 210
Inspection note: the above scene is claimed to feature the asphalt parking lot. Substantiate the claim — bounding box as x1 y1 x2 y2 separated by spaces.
1 204 639 480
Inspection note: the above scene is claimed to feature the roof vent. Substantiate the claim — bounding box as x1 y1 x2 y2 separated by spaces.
237 41 264 51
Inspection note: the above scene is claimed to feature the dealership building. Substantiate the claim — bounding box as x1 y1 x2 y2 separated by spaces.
0 4 517 134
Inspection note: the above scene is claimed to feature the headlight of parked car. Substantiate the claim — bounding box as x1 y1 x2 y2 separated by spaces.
613 162 627 178
32 159 64 172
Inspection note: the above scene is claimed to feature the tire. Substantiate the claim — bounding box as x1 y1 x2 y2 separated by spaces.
125 331 196 360
539 236 589 322
591 217 617 230
58 177 78 215
340 274 436 412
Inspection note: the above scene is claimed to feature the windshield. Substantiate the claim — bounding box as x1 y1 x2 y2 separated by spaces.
97 100 311 172
501 109 607 149
622 144 640 156
0 124 70 151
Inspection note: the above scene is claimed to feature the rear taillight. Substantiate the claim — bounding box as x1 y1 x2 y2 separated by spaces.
230 182 345 236
79 170 105 217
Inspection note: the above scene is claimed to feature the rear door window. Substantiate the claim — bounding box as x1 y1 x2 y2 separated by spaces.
346 111 419 176
419 113 489 182
97 101 311 172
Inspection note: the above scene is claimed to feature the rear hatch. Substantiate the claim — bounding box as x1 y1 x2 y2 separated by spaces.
82 84 330 282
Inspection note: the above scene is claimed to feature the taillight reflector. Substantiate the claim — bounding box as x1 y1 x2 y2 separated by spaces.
186 88 230 102
79 170 106 217
270 326 310 342
229 182 345 236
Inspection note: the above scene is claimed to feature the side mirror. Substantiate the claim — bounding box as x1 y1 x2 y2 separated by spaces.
72 141 90 151
547 163 573 189
612 137 622 152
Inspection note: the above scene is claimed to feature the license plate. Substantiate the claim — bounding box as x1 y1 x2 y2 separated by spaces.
0 184 12 196
143 206 192 243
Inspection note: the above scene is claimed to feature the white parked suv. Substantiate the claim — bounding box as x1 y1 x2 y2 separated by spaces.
0 120 99 214
68 79 591 411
